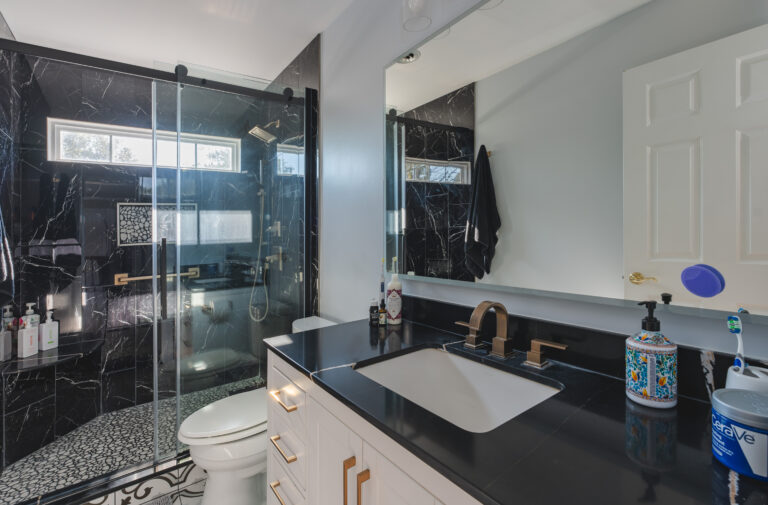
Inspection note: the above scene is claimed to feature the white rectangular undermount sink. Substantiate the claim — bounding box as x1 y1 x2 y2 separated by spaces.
356 348 561 433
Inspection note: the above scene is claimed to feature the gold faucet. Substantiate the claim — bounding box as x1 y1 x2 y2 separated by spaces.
455 301 514 359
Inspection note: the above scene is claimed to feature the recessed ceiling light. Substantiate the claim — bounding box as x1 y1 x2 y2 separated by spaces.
478 0 504 10
397 50 421 64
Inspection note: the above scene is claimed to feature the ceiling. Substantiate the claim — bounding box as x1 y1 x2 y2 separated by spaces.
387 0 651 113
0 0 354 84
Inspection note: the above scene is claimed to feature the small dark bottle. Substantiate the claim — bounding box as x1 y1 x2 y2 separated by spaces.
369 299 379 327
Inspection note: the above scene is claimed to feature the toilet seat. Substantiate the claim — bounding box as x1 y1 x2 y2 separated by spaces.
179 388 268 446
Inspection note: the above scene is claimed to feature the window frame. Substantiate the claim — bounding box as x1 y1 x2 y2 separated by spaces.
47 117 242 172
404 157 472 185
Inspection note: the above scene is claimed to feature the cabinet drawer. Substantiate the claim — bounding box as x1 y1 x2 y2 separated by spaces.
268 410 307 494
268 365 306 439
268 452 305 505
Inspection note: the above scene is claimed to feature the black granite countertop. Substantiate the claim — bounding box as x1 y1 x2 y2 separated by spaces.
265 319 768 505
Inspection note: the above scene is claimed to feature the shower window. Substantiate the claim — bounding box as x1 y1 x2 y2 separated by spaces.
47 117 241 171
404 157 471 184
276 143 305 176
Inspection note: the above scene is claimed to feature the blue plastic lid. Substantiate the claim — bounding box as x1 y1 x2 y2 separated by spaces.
681 264 725 298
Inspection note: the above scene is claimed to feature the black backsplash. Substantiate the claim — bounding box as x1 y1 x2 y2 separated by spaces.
0 44 316 470
403 295 744 403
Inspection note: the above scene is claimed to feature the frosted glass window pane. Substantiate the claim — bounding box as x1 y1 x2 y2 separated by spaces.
112 135 152 165
60 131 110 162
157 140 196 168
199 211 252 244
156 139 177 167
197 143 232 170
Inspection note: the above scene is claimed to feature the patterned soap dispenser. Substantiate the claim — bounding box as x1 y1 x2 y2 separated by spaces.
626 301 677 409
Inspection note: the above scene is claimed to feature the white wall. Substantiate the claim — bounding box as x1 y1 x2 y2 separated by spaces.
319 0 483 320
319 0 768 359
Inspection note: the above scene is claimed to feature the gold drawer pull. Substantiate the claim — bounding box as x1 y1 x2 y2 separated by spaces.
269 481 288 505
269 390 298 413
270 435 297 464
343 456 356 505
357 469 370 505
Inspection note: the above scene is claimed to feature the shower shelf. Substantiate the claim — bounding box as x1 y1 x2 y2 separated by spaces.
0 338 103 375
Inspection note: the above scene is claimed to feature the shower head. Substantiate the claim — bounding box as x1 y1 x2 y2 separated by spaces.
248 125 277 144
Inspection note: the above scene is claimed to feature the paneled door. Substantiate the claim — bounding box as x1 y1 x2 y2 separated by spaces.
623 23 768 313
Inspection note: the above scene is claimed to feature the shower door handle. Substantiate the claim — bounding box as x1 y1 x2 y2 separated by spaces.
160 238 168 320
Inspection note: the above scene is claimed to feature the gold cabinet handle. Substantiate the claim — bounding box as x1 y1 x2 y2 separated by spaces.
628 272 657 285
269 390 298 413
269 481 288 505
270 435 297 464
356 469 370 505
343 456 356 505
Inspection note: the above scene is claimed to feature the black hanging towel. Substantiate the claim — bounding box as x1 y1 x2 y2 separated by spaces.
465 145 501 279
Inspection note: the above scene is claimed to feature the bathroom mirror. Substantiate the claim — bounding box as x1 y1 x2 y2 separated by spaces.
384 0 768 316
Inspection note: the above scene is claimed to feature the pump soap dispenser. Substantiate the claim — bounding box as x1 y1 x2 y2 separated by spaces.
626 301 677 408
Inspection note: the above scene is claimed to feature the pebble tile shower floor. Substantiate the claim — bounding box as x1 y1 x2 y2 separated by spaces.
0 377 264 505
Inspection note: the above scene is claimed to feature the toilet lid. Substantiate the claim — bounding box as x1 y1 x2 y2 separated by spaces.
179 388 268 440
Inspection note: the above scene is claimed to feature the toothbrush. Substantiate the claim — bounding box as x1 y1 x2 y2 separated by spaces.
727 314 745 374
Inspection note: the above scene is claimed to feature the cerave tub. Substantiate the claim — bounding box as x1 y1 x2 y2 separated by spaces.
712 389 768 481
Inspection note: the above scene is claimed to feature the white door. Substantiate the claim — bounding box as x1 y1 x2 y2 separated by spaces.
307 397 363 505
360 442 436 505
623 23 768 313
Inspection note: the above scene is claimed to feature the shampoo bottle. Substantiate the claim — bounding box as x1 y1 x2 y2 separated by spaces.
39 308 59 351
625 301 677 408
18 303 39 358
386 257 402 326
0 305 13 361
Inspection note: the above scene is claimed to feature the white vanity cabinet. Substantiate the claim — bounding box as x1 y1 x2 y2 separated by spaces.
266 350 478 505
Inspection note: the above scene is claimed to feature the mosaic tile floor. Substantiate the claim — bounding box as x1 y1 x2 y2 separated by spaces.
0 377 264 505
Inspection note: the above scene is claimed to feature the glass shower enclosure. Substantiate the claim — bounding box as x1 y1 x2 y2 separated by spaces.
150 75 307 460
0 45 308 503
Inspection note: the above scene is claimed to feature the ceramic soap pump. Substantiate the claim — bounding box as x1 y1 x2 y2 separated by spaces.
626 301 677 409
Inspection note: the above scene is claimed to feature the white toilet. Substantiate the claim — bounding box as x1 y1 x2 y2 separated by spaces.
178 388 268 505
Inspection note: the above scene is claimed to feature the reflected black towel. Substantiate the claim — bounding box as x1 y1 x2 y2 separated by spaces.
464 145 501 279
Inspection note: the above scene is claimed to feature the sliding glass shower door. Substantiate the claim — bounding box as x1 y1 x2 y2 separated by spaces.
151 75 307 458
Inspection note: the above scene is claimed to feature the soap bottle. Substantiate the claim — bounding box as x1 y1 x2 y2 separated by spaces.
386 257 402 326
369 298 380 327
378 299 387 326
39 308 59 351
18 302 40 358
0 305 13 361
625 301 677 408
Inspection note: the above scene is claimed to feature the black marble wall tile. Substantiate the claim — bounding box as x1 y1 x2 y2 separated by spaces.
102 327 135 373
3 396 55 466
404 229 425 276
424 184 448 230
55 351 101 437
402 84 475 130
266 34 320 97
3 367 55 413
102 368 136 413
404 123 426 159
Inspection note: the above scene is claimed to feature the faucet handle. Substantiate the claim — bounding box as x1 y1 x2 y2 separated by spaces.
455 320 483 349
455 320 479 331
524 339 567 369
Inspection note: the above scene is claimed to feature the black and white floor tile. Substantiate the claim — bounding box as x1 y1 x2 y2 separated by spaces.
0 377 262 505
